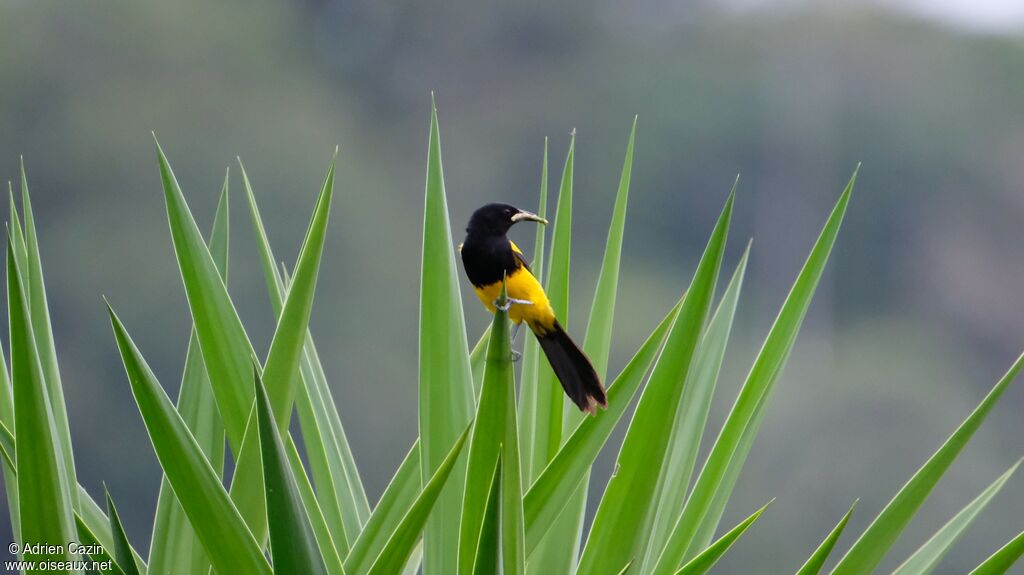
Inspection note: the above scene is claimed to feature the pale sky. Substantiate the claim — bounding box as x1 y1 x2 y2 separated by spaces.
719 0 1024 33
895 0 1024 32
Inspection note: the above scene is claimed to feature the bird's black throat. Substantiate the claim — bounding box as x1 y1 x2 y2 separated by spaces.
460 232 519 288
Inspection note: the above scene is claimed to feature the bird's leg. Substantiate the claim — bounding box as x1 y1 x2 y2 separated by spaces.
510 321 523 362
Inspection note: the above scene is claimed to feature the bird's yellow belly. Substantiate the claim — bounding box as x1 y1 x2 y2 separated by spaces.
473 266 555 331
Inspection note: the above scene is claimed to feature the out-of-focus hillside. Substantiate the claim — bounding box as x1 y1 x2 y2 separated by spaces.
1 0 1023 571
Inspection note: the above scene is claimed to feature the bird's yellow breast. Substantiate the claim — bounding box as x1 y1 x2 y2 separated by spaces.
473 265 555 332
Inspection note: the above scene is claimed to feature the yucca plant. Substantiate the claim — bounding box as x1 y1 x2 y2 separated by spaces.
1 103 1022 575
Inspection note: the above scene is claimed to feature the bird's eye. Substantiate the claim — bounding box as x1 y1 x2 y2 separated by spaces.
505 209 512 215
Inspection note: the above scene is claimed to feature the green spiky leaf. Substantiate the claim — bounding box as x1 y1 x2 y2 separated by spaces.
9 238 77 568
241 160 369 551
367 424 471 575
673 501 771 575
831 351 1024 575
578 189 734 574
524 295 681 555
641 242 749 570
345 441 421 574
472 457 502 575
967 530 1024 575
108 305 271 575
417 99 475 575
105 488 141 575
458 282 525 574
652 170 857 574
255 368 331 575
795 501 858 575
18 161 79 510
890 460 1021 575
149 170 229 575
525 133 574 486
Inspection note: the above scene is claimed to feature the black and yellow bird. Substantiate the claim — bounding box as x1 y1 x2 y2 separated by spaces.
460 203 607 414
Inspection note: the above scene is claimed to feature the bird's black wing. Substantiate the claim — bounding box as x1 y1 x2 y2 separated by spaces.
509 240 532 273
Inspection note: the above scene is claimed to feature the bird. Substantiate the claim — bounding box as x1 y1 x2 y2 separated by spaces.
460 203 607 414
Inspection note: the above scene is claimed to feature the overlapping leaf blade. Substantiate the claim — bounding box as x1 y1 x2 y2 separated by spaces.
641 240 749 571
241 161 369 551
227 154 338 543
795 501 858 575
581 116 637 380
367 425 471 575
458 284 525 574
472 457 502 575
577 190 735 574
0 421 143 571
8 238 77 567
967 530 1024 575
891 460 1020 575
76 514 126 575
105 488 141 575
156 139 258 454
0 253 17 555
78 484 146 571
518 138 549 464
525 133 574 487
8 182 28 274
260 154 335 428
418 99 475 575
831 349 1024 572
283 435 346 574
345 441 421 574
651 170 857 574
831 350 1024 575
157 148 336 549
255 369 331 575
524 296 681 555
108 306 271 575
229 148 337 536
534 118 638 575
527 134 584 574
149 172 229 575
0 421 13 472
19 161 79 510
673 501 771 575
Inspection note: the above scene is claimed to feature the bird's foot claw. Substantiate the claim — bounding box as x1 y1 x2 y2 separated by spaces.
511 350 522 362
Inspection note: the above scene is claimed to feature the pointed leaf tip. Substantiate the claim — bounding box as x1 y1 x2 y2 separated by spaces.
845 165 860 192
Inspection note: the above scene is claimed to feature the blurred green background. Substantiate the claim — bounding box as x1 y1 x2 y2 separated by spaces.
2 0 1023 572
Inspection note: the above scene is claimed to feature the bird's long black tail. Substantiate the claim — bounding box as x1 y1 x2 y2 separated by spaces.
531 320 607 414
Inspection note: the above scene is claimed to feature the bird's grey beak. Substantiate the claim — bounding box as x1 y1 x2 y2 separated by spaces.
511 210 548 225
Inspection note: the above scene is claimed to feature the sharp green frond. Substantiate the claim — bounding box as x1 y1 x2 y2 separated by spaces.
967 530 1024 575
418 102 475 575
891 460 1020 575
4 121 1017 575
673 500 772 575
795 501 858 575
831 351 1024 575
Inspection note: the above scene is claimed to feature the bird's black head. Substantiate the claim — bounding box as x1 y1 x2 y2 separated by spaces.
466 203 547 237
